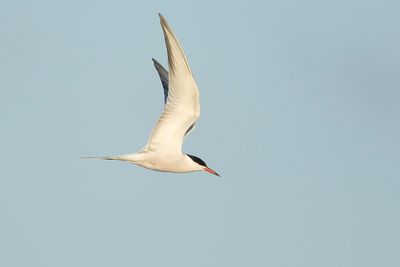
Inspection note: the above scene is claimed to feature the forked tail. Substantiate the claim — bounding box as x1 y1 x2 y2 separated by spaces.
80 153 142 163
80 156 120 160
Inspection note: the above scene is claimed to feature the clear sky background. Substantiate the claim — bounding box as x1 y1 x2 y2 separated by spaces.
1 0 399 266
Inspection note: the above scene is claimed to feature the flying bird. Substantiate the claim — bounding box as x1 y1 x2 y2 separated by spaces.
83 14 220 177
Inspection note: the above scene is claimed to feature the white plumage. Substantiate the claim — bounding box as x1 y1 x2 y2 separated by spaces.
83 14 219 177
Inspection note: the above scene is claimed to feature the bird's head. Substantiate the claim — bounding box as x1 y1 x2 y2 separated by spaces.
186 154 220 177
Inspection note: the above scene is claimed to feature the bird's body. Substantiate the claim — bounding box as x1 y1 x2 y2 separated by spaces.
83 14 219 177
95 152 203 173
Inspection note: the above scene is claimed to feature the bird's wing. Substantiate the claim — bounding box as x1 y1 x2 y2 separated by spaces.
152 58 169 104
152 57 197 139
143 14 200 153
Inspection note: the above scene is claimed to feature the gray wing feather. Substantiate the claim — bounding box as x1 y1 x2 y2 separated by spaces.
152 58 169 104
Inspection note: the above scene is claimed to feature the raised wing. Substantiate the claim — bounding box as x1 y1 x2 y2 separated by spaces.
152 58 169 104
143 14 200 153
152 57 197 137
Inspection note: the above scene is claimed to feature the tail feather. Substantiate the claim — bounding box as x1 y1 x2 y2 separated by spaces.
80 153 141 163
80 156 120 160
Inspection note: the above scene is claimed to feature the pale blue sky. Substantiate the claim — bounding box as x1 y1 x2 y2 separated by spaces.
1 0 399 266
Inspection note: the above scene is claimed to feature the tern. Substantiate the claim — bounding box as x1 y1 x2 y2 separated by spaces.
83 14 220 177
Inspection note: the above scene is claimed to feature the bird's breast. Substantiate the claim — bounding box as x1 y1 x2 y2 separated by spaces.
135 152 195 173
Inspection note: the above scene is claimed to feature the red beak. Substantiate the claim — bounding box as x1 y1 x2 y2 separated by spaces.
204 167 221 177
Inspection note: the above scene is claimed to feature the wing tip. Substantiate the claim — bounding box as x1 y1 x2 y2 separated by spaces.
158 13 165 22
152 58 167 73
158 13 169 29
